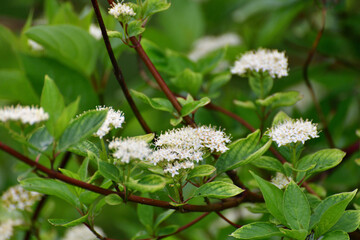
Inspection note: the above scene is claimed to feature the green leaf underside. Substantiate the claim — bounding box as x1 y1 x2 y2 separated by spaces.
283 182 311 231
48 213 88 227
251 156 285 173
187 165 216 179
180 97 210 117
127 175 166 193
154 209 176 230
105 194 123 206
215 130 271 173
251 172 286 225
256 91 302 108
131 89 174 113
193 181 243 199
231 222 282 239
98 161 121 182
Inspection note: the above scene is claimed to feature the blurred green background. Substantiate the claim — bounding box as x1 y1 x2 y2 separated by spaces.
0 0 359 239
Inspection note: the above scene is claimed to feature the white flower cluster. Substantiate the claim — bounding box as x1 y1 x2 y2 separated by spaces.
63 225 105 240
94 106 125 139
108 1 136 19
271 172 292 189
1 185 42 212
189 33 241 61
109 137 152 164
267 119 319 147
231 48 288 78
0 219 22 240
150 126 230 177
0 105 49 125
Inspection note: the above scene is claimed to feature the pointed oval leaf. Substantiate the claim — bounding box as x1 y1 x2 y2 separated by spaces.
187 165 216 180
329 210 360 233
321 231 349 240
251 156 285 173
193 181 243 199
180 97 210 117
98 161 121 182
105 194 123 206
231 222 282 239
127 175 166 193
131 89 174 113
154 209 176 230
48 213 88 227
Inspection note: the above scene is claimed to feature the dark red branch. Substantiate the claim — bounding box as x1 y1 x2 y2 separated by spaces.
0 142 260 212
303 4 335 148
91 0 152 134
215 211 242 228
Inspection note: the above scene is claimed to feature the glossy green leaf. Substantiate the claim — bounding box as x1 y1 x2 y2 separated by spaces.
28 126 54 153
171 68 203 96
154 209 176 230
105 194 123 206
251 156 285 173
187 165 216 180
193 181 243 199
107 30 124 39
180 97 210 117
310 190 357 237
215 130 272 173
143 0 171 18
320 231 349 240
296 149 346 182
127 20 145 37
57 110 107 151
251 172 286 225
78 157 89 181
283 182 311 230
279 228 308 240
48 213 88 227
21 178 80 208
134 133 155 143
25 25 98 76
249 72 273 98
127 175 166 193
53 97 79 139
131 90 174 113
329 210 360 233
256 91 302 109
231 222 282 239
68 140 100 157
98 161 120 182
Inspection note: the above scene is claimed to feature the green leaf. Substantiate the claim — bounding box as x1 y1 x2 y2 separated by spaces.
0 25 21 70
256 91 302 109
154 209 176 230
28 126 54 153
215 130 272 173
170 117 183 126
283 182 311 230
187 165 216 180
329 210 360 233
53 97 80 139
21 178 80 208
48 213 88 227
251 156 285 173
25 25 98 76
279 228 308 240
231 222 282 239
208 72 231 94
137 196 154 234
251 172 286 225
131 90 174 113
134 133 155 143
127 175 166 193
171 68 203 96
105 194 123 206
180 97 210 117
127 20 145 37
68 140 100 157
296 149 346 182
310 190 357 237
41 75 65 137
156 225 178 236
57 110 107 151
77 157 89 181
272 111 291 126
107 30 124 39
98 161 121 182
196 48 226 73
233 100 256 110
193 181 243 199
320 231 349 240
248 72 273 98
143 0 171 18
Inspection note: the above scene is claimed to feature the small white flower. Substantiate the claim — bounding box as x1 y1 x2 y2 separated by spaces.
89 24 102 40
231 48 288 78
189 33 241 61
63 225 105 240
0 105 49 125
0 219 22 240
28 39 44 51
271 172 292 189
109 137 152 164
108 1 136 19
1 185 42 212
267 119 319 147
94 106 125 139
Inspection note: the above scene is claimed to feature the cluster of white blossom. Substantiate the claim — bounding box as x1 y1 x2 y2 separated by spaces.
231 48 288 78
271 172 292 189
63 225 105 240
150 126 230 177
1 185 42 212
0 105 49 125
89 24 102 40
0 219 22 240
267 119 319 147
189 33 241 61
108 1 136 19
109 137 152 164
94 106 125 139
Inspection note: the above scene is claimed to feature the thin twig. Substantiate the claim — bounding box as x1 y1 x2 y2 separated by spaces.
215 211 242 228
91 0 152 134
303 3 335 148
